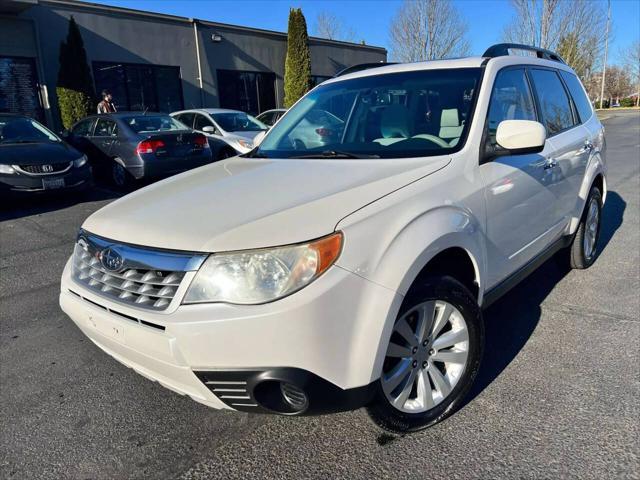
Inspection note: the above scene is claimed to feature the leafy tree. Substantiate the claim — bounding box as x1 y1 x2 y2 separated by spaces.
284 8 312 108
56 16 95 129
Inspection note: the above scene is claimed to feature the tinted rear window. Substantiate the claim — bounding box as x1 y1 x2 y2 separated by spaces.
559 71 593 123
123 115 188 134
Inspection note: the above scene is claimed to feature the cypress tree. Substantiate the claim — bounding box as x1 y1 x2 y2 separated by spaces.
284 8 312 108
56 16 95 129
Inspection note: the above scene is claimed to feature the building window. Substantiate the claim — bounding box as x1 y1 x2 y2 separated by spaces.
93 62 183 113
0 56 44 121
217 69 276 115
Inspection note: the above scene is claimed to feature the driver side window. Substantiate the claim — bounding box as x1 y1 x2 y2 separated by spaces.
487 68 537 147
194 114 214 132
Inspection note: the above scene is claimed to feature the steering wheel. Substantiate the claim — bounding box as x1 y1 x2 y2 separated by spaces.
411 134 451 149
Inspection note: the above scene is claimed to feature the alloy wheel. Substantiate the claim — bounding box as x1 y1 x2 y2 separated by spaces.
382 300 469 413
583 197 600 260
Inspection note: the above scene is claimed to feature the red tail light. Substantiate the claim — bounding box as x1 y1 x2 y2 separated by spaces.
315 128 333 137
136 139 165 155
193 134 209 149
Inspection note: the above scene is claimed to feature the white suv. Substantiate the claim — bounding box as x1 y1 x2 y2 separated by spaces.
60 44 606 433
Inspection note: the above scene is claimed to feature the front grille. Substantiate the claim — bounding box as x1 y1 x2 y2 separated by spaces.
71 231 206 311
17 162 71 175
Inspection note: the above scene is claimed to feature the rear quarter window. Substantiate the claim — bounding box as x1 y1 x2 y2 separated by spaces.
559 71 594 123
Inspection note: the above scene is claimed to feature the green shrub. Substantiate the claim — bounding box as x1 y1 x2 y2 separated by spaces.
283 8 312 108
620 97 636 107
56 16 95 129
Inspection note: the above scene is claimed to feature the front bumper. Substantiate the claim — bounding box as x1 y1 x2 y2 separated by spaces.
0 165 92 193
59 257 401 414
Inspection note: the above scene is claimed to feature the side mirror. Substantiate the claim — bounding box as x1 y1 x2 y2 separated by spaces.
495 120 546 154
202 126 215 134
253 130 267 146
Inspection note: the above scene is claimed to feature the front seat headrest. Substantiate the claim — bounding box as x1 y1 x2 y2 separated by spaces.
380 104 411 139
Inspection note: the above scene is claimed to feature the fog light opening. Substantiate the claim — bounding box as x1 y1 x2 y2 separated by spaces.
253 380 309 414
280 382 308 412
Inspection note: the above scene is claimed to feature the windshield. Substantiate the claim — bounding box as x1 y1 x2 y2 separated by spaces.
212 112 267 132
123 115 188 134
0 116 60 145
256 68 481 159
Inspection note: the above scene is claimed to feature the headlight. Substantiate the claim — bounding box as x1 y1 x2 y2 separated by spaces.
73 155 88 168
236 139 253 149
183 232 343 305
0 164 16 174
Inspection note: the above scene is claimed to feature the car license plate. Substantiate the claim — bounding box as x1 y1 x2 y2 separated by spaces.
42 178 65 189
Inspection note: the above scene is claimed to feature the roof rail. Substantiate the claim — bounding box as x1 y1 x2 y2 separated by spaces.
482 43 566 64
334 62 396 78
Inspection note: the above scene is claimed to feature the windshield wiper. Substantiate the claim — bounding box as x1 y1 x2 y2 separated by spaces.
290 150 380 159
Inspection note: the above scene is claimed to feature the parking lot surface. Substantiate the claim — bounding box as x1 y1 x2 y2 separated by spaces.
1 111 638 479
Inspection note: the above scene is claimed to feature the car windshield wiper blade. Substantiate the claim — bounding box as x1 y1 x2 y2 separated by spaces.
290 150 380 159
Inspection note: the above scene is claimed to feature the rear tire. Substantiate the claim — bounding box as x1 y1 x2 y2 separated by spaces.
366 276 484 433
111 160 132 190
567 185 602 269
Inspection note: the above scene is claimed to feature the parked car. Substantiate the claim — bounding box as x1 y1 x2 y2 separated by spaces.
255 108 287 127
64 113 213 188
0 114 91 195
60 44 606 433
171 108 267 154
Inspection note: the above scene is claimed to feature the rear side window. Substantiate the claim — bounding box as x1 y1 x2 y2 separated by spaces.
72 118 95 137
529 69 575 135
559 71 593 123
487 68 537 145
94 118 117 137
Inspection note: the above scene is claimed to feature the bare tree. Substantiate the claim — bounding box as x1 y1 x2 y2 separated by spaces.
389 0 470 62
619 41 640 105
503 0 606 81
314 11 356 43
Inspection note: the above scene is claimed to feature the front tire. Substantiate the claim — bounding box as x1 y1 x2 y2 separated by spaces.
568 185 602 269
367 276 484 433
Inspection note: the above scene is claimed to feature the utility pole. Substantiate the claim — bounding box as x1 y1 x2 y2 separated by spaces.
599 0 611 109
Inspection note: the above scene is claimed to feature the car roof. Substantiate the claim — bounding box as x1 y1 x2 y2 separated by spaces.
323 54 575 84
173 108 246 115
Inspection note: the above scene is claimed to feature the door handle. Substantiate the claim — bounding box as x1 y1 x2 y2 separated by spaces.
544 159 558 170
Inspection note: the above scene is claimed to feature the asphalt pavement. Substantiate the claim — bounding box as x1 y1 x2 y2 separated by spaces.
1 111 638 479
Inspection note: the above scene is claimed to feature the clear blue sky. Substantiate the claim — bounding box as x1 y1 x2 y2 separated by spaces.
89 0 639 64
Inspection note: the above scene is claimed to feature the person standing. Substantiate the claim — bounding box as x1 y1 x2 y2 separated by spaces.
97 90 117 114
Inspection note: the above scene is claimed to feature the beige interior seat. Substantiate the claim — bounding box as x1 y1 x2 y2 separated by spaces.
373 104 411 146
439 109 464 140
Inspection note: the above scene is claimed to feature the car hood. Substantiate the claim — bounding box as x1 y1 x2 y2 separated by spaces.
82 155 451 252
0 141 82 165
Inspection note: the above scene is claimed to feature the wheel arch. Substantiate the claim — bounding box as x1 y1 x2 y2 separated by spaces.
569 155 607 234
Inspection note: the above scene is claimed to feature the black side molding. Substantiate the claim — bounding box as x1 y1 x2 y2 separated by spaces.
482 234 572 309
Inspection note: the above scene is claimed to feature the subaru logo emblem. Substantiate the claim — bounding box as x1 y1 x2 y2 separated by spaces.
42 164 53 173
100 247 124 272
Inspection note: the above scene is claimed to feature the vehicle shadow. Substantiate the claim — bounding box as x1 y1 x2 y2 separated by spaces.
0 181 123 222
465 190 626 404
